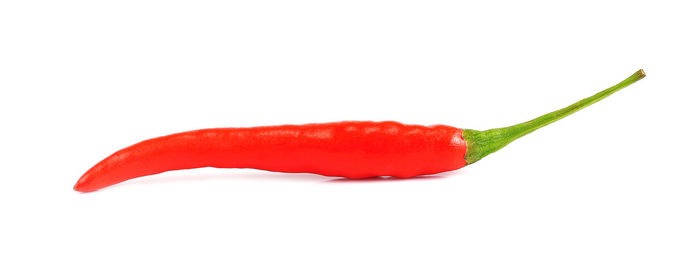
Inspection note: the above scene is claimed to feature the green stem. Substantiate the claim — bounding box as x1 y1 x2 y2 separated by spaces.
463 69 646 164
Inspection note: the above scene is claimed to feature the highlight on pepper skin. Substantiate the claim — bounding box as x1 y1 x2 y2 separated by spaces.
74 69 645 192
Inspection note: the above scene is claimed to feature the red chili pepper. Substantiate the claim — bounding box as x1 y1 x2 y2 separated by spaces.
74 70 646 192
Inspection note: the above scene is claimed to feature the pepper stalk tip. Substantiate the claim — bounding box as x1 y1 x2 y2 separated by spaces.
463 69 647 164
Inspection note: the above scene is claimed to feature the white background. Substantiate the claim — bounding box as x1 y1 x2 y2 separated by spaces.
1 1 698 265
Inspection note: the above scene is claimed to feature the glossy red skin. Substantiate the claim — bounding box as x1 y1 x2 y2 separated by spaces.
74 121 467 192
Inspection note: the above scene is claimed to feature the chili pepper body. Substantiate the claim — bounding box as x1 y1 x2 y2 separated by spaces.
74 121 467 192
75 69 646 192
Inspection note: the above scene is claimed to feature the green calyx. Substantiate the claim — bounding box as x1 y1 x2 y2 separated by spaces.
463 69 646 164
